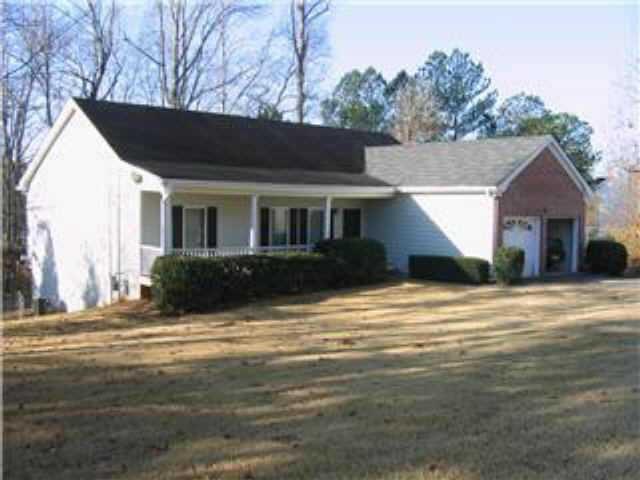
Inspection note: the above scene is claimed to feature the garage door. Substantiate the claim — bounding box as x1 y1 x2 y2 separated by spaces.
502 216 541 277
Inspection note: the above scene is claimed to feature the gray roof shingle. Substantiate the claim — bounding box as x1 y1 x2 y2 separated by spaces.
365 135 552 187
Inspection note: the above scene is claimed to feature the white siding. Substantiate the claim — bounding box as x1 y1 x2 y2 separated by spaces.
28 111 115 312
26 107 150 312
365 193 496 272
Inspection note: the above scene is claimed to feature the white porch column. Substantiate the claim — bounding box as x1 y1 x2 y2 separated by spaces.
324 196 332 239
160 187 173 254
249 194 260 251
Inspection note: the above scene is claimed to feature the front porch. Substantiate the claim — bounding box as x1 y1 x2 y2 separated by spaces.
139 182 393 282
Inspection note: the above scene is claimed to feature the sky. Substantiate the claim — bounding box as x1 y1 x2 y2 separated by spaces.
327 1 639 155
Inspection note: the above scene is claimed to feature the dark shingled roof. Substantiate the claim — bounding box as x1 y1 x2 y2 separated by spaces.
366 135 553 187
74 98 398 186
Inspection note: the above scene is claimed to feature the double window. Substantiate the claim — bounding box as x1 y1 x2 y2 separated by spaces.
260 207 309 246
260 207 361 247
171 206 217 249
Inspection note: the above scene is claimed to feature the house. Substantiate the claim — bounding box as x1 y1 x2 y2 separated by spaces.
18 99 593 312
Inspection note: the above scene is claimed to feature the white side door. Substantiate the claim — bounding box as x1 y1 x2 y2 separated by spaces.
502 216 541 277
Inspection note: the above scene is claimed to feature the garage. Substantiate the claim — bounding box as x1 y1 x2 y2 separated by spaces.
497 141 591 277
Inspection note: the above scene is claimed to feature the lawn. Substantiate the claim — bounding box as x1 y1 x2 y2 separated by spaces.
4 277 640 480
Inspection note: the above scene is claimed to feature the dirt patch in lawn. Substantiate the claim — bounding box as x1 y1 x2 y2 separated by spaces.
4 278 640 480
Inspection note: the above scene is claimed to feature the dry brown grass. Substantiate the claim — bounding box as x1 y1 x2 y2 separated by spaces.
4 277 640 480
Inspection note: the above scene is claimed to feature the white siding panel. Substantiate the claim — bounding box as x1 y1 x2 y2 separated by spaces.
365 193 496 272
27 112 116 312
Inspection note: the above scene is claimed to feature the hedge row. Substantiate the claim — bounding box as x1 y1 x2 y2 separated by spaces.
152 238 387 312
314 238 387 284
408 255 490 285
586 240 628 276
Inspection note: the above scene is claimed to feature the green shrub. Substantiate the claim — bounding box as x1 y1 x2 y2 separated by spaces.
408 255 490 285
151 256 226 312
314 238 387 285
151 250 373 313
586 240 628 276
494 247 525 285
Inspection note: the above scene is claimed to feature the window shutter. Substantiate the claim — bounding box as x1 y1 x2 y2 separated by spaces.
330 208 338 239
300 209 308 244
260 208 270 246
206 207 217 248
172 206 183 249
290 209 299 245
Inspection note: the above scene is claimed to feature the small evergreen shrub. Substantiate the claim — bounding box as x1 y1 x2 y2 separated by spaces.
314 238 387 285
585 240 628 276
408 255 490 285
494 247 525 285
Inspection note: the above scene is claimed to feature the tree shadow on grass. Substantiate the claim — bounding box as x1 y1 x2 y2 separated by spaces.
4 280 640 480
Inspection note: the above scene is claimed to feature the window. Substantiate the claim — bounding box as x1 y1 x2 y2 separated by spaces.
173 206 217 249
184 208 205 248
309 210 324 244
260 207 309 246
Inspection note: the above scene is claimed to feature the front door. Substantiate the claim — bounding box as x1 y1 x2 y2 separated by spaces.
502 216 541 277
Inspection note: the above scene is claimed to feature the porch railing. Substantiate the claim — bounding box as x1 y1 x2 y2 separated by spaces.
172 245 312 258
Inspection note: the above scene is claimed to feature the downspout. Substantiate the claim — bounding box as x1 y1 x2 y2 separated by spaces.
488 187 502 263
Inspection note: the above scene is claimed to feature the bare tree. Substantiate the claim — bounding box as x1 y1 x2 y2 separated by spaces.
601 58 640 230
391 78 441 143
126 0 264 111
62 0 124 100
27 2 71 127
215 1 275 114
1 2 62 251
287 0 329 123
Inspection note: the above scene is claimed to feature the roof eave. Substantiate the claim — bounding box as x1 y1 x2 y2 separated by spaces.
164 178 396 198
17 99 78 192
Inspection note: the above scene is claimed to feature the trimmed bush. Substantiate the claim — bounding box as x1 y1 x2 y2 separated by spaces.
586 240 628 276
408 255 490 285
494 247 525 285
150 248 383 313
314 238 387 285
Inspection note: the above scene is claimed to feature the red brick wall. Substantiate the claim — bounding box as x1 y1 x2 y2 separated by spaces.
496 147 586 273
